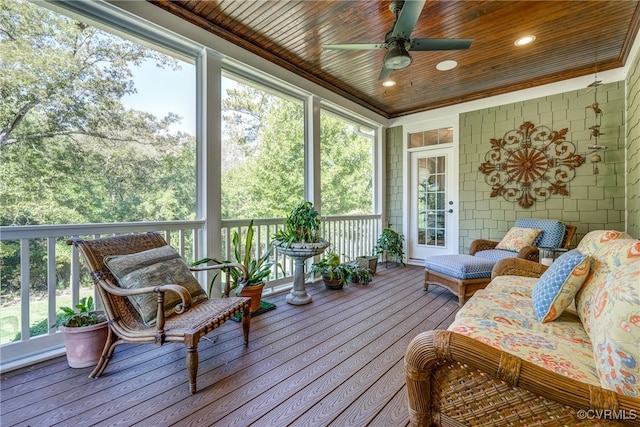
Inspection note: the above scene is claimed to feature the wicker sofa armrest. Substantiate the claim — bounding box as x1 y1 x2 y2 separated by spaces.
405 330 640 426
491 257 549 279
469 239 498 255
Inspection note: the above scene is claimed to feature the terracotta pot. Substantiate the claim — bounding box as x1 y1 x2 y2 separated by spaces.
322 275 344 290
60 321 108 368
240 282 265 312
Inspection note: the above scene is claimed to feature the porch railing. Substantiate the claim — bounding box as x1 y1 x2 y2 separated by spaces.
0 214 380 371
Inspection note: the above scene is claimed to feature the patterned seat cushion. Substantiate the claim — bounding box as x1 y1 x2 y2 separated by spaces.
475 249 522 262
449 316 600 386
456 285 590 345
424 254 495 280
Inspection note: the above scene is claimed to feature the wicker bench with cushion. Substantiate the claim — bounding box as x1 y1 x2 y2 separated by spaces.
406 230 640 426
424 219 576 306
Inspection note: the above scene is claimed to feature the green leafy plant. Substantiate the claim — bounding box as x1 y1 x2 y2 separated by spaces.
193 219 283 296
347 262 374 285
374 224 405 266
310 252 352 286
52 296 106 328
272 201 324 245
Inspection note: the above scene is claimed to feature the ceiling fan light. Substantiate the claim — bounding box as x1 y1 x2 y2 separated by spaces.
384 43 412 69
382 80 396 87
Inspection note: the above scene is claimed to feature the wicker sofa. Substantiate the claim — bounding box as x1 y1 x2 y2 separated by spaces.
405 230 640 426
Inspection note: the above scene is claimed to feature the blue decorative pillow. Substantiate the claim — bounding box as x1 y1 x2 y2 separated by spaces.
532 249 590 322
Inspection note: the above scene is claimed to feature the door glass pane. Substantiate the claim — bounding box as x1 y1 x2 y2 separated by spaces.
416 155 447 247
417 158 428 244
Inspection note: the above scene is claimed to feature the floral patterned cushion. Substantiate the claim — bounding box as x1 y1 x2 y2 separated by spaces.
105 245 207 325
532 250 590 322
495 227 542 252
576 239 640 335
449 316 600 386
576 230 633 257
480 275 537 297
589 258 640 397
456 287 590 345
449 233 640 398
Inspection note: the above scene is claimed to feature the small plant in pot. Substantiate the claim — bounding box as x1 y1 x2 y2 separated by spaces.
374 224 405 267
193 219 283 312
272 201 326 246
53 296 108 368
356 254 379 275
347 262 374 285
310 252 353 290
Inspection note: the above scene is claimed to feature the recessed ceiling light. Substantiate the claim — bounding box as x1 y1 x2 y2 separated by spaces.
382 80 396 87
514 35 536 46
436 60 458 71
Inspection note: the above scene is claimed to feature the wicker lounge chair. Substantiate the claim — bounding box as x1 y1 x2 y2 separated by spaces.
67 232 251 394
424 220 576 306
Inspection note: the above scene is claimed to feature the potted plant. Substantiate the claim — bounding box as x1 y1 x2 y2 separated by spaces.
310 252 352 289
347 262 374 285
53 296 108 368
356 254 379 275
272 201 325 246
193 219 283 312
374 224 405 266
272 202 330 305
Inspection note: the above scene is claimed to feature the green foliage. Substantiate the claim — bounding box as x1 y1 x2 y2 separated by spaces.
310 252 350 285
374 225 405 266
192 220 283 296
319 112 373 216
310 252 373 286
272 201 323 244
1 1 197 298
52 296 106 328
347 263 374 285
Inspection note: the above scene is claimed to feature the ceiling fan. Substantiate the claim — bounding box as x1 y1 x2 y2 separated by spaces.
323 0 473 80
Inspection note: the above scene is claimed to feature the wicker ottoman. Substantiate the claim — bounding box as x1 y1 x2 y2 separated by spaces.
424 254 494 306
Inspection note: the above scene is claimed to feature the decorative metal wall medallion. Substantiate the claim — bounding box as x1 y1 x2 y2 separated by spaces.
479 121 584 208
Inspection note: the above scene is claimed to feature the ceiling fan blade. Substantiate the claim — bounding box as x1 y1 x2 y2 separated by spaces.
410 38 473 51
323 43 385 51
391 0 426 39
378 66 394 81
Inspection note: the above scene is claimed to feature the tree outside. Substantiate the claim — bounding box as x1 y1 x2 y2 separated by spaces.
1 0 376 343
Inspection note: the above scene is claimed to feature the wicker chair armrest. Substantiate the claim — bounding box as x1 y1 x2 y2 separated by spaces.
516 245 539 261
492 258 548 279
405 330 640 426
469 239 498 255
94 279 192 331
190 262 249 297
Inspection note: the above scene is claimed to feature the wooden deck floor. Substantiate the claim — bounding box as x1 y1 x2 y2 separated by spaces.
1 264 459 427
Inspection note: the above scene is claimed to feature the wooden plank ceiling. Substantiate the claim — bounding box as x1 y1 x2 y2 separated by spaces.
150 0 640 119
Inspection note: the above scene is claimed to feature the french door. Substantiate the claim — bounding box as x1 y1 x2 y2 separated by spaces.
408 146 458 262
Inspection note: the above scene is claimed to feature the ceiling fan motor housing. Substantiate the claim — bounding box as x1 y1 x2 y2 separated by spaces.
384 39 413 69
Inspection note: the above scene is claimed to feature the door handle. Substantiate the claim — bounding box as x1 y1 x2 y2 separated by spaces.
448 209 453 213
